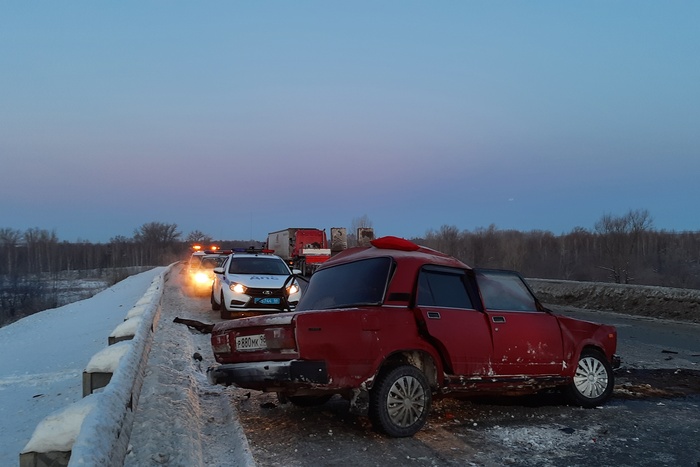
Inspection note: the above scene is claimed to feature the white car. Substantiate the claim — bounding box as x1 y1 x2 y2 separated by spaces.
186 252 228 296
211 250 302 319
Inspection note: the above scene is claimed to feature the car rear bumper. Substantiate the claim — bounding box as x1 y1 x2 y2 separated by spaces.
222 294 298 314
207 360 328 387
223 308 296 319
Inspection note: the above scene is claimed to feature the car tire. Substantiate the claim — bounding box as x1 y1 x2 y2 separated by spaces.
369 365 431 437
565 348 614 408
211 290 220 311
219 292 229 320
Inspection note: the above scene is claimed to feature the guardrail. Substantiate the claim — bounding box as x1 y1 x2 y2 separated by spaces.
20 266 173 467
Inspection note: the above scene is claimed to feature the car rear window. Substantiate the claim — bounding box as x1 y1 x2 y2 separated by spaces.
296 257 392 310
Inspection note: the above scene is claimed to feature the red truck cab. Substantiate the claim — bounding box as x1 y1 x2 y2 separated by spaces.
208 236 619 437
267 228 331 275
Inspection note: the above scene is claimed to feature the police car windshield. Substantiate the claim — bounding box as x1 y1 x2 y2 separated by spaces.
201 257 224 269
228 257 290 275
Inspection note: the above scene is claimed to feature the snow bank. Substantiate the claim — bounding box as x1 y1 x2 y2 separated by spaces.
84 341 130 373
528 278 700 323
124 303 149 320
19 266 173 467
109 316 143 342
21 395 99 454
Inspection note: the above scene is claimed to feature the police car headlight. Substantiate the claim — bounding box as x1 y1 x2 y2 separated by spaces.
286 283 300 295
230 282 247 294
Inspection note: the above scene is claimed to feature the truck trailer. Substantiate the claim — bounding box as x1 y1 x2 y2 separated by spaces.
266 228 331 275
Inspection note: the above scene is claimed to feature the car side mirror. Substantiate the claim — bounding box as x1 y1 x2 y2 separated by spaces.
292 269 302 275
213 267 225 274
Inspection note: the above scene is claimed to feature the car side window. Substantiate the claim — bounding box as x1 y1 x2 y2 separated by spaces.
417 268 473 309
475 270 538 312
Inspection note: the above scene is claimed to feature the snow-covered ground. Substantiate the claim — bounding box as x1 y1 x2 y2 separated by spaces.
0 268 164 467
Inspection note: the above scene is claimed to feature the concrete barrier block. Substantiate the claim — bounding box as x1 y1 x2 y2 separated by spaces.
19 450 70 467
108 316 142 345
82 341 130 397
20 395 98 467
82 371 113 398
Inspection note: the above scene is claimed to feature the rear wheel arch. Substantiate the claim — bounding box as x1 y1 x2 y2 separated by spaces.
373 350 439 389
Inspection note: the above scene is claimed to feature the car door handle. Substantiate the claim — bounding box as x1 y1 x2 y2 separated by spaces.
427 311 441 319
492 316 506 323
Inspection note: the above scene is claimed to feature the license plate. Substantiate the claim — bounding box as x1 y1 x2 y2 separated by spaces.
235 334 266 351
254 297 281 305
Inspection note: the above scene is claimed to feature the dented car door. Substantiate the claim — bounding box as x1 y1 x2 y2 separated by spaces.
414 266 494 376
476 269 564 376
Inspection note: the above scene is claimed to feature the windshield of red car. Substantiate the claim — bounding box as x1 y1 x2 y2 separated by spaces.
296 257 392 310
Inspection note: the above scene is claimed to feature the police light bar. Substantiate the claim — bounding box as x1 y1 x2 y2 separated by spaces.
204 249 232 255
232 247 275 254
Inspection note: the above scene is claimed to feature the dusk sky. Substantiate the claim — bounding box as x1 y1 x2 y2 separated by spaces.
2 2 699 243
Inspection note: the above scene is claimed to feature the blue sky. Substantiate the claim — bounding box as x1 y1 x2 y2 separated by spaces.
1 1 699 243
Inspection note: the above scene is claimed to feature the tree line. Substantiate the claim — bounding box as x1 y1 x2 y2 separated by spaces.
416 209 700 289
2 210 700 325
0 222 193 325
0 223 185 276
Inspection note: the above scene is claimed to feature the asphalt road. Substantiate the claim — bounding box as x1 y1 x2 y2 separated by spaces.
552 305 700 370
160 270 700 467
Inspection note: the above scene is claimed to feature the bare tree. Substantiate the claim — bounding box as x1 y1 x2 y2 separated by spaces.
468 224 499 268
23 228 58 273
559 227 591 280
108 235 135 269
0 228 22 276
133 222 181 265
185 230 213 246
423 225 463 259
500 229 526 271
594 209 653 283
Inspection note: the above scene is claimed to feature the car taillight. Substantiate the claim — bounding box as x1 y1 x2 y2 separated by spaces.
264 327 296 350
212 333 231 353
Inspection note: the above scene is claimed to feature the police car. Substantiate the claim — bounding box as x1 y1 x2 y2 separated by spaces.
211 249 302 319
187 251 228 296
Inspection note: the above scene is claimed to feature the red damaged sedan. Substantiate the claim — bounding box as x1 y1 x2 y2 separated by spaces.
207 236 620 437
